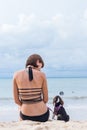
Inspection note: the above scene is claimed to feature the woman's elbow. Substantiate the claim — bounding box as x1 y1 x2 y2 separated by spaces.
14 99 22 106
43 97 48 103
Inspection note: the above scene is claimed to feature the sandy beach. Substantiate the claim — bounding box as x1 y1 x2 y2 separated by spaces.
0 120 87 130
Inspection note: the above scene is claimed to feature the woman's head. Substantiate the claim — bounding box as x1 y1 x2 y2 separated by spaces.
25 54 44 68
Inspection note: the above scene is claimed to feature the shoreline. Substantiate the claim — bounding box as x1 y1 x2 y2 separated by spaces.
0 120 87 130
0 103 87 122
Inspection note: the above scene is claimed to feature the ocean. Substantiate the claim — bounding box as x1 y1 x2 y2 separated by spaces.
0 77 87 121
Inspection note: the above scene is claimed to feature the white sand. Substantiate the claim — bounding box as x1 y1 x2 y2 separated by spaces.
0 120 87 130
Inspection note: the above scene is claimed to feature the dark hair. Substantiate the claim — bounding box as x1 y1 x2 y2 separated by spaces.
25 54 44 68
25 54 44 81
28 66 33 81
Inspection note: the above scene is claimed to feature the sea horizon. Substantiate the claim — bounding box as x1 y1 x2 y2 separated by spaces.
0 76 87 79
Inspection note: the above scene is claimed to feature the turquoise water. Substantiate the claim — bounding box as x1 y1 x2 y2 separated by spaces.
0 77 87 98
47 77 87 98
0 77 87 121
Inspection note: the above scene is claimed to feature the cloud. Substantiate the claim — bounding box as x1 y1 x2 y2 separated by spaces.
0 13 87 77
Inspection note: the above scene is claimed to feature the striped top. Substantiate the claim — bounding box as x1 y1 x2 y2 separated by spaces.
18 87 42 104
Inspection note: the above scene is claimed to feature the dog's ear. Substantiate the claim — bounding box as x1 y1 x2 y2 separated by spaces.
53 96 58 104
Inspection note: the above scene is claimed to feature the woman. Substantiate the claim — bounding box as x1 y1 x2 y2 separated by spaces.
13 54 49 122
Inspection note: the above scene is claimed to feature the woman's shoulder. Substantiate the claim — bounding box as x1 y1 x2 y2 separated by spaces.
13 69 24 78
34 69 46 77
40 71 46 78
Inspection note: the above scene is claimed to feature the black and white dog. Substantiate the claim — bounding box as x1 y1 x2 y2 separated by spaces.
52 95 69 122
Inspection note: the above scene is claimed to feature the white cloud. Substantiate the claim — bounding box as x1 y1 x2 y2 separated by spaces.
83 9 87 20
0 2 87 77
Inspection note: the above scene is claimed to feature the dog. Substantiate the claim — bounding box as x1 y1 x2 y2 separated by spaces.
52 95 69 122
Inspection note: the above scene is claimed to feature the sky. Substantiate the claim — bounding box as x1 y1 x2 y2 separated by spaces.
0 0 87 77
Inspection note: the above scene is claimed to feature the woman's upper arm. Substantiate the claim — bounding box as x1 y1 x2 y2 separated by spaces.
13 73 21 106
42 73 48 103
